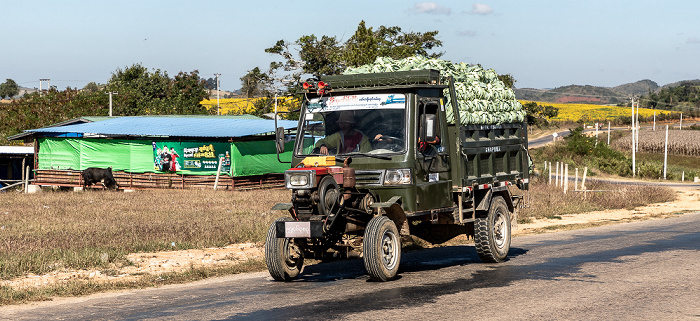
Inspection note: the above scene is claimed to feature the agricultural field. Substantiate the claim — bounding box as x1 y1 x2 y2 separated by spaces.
520 101 678 122
200 97 297 115
612 128 700 157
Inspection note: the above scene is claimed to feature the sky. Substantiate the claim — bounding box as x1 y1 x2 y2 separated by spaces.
3 0 699 92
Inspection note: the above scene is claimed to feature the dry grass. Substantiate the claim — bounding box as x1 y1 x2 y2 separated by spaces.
0 181 678 305
0 189 290 280
518 178 677 220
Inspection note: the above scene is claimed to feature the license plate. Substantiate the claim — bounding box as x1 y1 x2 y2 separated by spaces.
284 221 311 238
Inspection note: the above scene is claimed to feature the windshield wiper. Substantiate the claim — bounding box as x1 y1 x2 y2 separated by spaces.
346 153 392 160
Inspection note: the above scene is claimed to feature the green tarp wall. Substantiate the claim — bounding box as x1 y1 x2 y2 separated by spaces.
37 137 294 176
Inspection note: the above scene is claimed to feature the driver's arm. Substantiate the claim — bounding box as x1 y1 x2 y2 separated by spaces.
315 132 342 155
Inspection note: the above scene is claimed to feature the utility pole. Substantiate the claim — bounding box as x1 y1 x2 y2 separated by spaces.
214 73 221 115
631 99 636 177
107 92 118 116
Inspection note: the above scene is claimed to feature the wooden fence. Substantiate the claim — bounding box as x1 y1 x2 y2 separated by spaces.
34 169 284 191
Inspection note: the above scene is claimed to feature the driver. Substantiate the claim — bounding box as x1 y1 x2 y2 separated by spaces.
315 111 372 155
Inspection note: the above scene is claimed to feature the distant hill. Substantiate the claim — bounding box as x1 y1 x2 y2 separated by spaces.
613 79 659 96
658 79 700 90
515 79 661 105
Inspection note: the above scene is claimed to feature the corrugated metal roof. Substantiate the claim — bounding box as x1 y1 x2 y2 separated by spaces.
0 146 34 154
25 116 299 138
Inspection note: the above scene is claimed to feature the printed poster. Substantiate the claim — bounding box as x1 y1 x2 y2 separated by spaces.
152 142 231 173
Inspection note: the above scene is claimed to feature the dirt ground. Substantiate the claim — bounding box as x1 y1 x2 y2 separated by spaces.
2 187 698 291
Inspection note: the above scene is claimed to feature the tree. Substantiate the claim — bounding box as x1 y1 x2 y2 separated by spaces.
204 77 217 90
497 74 516 88
262 21 443 88
0 79 20 99
82 82 101 93
240 67 272 98
106 64 210 115
343 21 443 68
522 101 559 127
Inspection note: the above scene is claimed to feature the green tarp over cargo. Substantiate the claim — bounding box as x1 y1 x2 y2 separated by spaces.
37 137 294 177
344 56 526 125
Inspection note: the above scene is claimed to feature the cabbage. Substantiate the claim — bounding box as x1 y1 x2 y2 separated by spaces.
344 56 524 125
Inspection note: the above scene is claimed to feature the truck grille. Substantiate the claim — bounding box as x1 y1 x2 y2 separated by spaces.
354 170 384 186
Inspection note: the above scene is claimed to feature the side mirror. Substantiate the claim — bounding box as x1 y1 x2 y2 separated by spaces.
275 127 285 154
420 114 438 144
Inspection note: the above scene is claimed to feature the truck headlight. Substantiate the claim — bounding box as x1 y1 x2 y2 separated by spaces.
383 169 412 185
285 170 315 189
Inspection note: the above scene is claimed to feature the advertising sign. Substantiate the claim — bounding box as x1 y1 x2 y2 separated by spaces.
152 142 231 173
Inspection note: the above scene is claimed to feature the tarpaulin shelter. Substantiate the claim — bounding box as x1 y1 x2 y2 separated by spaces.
18 115 300 189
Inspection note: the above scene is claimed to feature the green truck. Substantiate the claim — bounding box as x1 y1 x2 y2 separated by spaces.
267 69 529 281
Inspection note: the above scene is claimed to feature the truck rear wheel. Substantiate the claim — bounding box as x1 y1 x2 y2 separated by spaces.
363 216 401 281
475 196 511 263
265 217 304 281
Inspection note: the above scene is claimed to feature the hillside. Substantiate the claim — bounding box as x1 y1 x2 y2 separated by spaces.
515 79 661 105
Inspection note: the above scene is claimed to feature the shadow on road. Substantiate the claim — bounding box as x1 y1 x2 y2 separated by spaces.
291 244 529 283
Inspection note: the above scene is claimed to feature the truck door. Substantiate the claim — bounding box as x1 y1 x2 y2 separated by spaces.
415 98 452 211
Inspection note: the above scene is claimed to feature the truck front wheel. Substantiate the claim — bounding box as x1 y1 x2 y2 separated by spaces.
474 196 511 263
363 216 401 281
265 217 304 281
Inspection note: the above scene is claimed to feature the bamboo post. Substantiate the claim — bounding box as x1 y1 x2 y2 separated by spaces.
564 164 568 194
581 167 588 191
575 168 579 191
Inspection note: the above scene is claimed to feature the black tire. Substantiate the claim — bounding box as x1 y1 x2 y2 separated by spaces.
265 217 304 281
317 176 340 216
475 196 511 263
363 216 401 281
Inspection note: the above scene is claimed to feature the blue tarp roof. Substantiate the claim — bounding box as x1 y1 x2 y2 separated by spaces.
25 116 299 138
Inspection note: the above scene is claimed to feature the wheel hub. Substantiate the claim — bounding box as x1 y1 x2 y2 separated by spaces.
381 231 397 269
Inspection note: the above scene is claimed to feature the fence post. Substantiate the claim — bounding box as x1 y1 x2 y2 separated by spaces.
214 157 224 190
564 164 568 194
549 162 552 185
24 166 30 193
575 168 579 191
555 161 559 187
581 166 588 191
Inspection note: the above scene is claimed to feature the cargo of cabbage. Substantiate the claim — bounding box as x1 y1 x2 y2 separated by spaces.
344 56 526 125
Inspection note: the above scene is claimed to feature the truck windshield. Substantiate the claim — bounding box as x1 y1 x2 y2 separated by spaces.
295 93 407 157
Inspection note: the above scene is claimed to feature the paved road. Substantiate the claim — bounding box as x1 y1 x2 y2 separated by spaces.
4 212 699 320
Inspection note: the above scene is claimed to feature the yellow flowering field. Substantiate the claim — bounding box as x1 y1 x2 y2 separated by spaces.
520 101 678 122
200 97 298 115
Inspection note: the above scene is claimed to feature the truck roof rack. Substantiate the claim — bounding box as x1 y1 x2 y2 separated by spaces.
318 69 443 91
